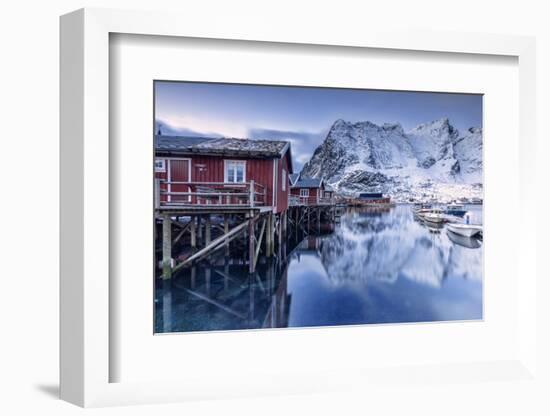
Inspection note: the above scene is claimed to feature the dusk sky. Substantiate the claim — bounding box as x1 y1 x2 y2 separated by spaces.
155 81 482 171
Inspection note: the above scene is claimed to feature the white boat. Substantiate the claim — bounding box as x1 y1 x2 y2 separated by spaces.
447 223 483 238
417 208 446 224
423 212 446 224
447 230 482 248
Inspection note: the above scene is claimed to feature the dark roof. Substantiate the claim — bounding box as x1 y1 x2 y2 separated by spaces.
293 177 323 189
359 192 384 199
155 135 290 159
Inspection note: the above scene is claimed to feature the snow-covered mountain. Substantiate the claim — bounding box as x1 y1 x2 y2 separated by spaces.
300 118 482 202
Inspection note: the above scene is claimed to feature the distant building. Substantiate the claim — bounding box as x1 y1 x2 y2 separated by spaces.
324 184 335 200
290 176 331 205
357 192 391 205
154 135 293 213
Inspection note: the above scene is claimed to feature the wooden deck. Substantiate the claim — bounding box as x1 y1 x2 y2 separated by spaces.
154 180 341 280
155 179 266 211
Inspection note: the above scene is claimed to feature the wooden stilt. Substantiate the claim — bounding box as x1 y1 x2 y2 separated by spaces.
205 215 211 245
277 213 282 257
266 213 273 257
162 279 172 332
162 214 172 279
248 212 256 274
224 214 230 256
253 218 266 270
197 215 203 246
190 216 197 250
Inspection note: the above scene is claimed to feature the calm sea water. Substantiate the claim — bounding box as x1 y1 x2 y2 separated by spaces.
155 204 483 333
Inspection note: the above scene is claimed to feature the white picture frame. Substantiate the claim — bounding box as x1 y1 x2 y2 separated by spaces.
60 8 538 407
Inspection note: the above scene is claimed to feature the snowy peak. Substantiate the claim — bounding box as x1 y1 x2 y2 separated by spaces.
301 118 483 201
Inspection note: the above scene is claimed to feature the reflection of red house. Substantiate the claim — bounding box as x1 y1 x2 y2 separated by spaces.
155 136 293 214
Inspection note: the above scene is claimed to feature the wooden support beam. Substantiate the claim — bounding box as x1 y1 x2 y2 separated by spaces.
173 221 191 245
266 213 273 257
190 216 196 249
253 218 266 270
166 219 251 276
162 214 172 280
248 212 256 274
205 215 211 245
278 213 283 247
224 214 230 256
197 215 203 245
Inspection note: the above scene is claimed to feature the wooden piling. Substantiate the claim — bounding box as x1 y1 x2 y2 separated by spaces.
190 215 197 250
205 215 211 245
162 214 172 279
266 213 273 257
224 214 230 256
197 215 203 245
248 212 256 273
277 213 282 256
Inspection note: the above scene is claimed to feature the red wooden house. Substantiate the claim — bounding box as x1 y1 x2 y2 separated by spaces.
289 175 329 205
155 135 293 214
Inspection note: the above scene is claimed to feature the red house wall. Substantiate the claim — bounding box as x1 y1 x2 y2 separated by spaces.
156 155 291 212
290 187 320 205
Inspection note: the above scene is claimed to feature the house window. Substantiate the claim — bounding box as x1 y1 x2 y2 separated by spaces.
300 188 309 197
282 169 287 191
154 159 166 173
225 160 246 183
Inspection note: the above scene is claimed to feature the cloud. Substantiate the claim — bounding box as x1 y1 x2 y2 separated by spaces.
248 128 327 172
157 114 247 138
155 119 223 138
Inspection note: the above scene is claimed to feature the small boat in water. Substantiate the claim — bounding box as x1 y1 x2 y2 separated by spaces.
423 210 446 224
447 223 483 238
445 204 467 217
417 208 447 224
413 203 432 213
446 229 482 248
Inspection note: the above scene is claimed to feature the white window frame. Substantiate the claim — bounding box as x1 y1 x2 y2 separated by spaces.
224 160 246 183
299 188 309 197
282 169 287 191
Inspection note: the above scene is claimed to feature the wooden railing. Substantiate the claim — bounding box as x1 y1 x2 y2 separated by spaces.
155 179 266 208
289 195 335 206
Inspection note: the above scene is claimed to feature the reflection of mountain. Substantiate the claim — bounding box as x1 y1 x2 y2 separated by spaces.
318 206 482 288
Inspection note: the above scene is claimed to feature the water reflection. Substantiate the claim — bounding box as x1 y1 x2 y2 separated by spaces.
155 205 483 333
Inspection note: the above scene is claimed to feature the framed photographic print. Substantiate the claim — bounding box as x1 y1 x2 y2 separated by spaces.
152 81 484 334
60 8 538 408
